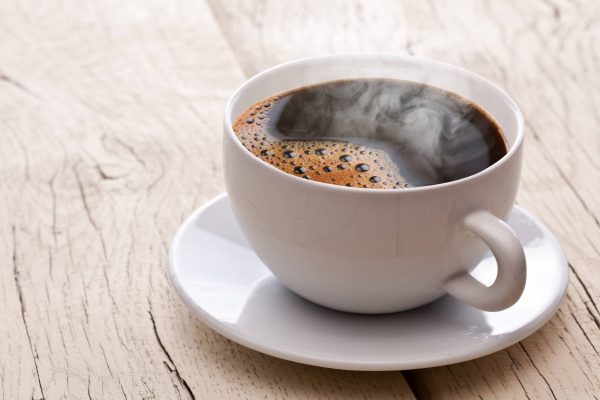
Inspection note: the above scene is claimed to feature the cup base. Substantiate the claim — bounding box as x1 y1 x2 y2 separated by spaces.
275 283 447 315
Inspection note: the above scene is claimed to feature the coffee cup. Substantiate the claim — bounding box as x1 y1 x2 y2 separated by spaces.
223 54 526 314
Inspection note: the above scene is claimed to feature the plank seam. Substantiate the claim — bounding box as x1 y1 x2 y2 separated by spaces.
205 0 252 77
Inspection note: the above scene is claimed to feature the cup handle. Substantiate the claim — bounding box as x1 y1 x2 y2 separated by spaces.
443 209 527 312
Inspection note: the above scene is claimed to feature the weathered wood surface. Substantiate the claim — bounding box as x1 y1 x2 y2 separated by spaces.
0 0 598 398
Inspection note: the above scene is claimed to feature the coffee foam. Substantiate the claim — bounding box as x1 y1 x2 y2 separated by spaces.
232 99 410 189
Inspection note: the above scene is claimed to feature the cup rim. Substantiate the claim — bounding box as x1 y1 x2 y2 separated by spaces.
224 53 525 194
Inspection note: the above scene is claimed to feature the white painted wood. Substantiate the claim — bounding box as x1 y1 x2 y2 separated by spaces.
2 0 599 398
0 1 416 398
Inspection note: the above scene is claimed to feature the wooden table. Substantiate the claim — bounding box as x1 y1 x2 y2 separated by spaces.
1 0 598 398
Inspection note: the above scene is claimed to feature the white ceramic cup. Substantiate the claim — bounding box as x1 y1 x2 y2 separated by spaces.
223 54 526 314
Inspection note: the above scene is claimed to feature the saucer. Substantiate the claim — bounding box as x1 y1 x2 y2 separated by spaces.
168 193 568 371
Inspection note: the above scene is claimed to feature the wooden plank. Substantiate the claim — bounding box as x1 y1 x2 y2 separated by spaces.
0 0 417 398
208 0 600 398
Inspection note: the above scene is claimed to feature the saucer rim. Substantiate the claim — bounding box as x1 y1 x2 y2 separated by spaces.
168 193 569 371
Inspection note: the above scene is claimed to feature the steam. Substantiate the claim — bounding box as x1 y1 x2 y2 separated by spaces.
274 79 497 185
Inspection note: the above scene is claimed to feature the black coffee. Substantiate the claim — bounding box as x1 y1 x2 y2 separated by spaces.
233 79 507 189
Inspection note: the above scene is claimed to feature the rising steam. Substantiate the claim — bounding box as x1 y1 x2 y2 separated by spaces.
274 79 500 185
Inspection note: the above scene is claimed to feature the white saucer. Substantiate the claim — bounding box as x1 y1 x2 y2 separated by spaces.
168 194 568 371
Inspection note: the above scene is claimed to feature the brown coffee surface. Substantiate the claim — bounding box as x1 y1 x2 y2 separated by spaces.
232 79 506 189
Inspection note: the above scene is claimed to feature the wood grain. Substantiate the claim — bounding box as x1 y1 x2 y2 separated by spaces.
0 1 416 399
208 0 600 399
1 0 599 398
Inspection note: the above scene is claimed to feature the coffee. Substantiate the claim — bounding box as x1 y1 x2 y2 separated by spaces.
233 79 507 188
